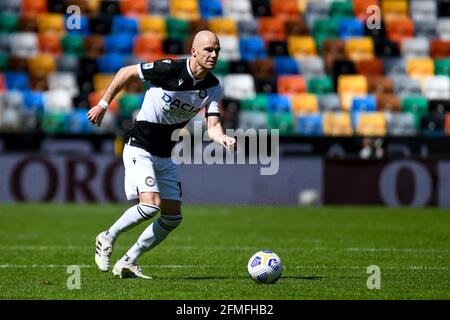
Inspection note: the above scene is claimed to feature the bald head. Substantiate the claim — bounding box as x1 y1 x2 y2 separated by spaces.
190 30 221 74
192 30 219 49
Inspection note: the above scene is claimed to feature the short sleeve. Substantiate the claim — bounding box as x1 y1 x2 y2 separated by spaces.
136 59 173 83
205 85 222 117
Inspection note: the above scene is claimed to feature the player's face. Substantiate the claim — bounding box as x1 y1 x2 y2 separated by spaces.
194 39 221 70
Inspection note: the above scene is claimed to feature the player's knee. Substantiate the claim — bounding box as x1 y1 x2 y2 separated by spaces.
138 203 160 219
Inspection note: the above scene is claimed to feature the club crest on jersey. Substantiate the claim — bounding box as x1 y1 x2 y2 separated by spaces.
199 89 207 99
145 176 156 187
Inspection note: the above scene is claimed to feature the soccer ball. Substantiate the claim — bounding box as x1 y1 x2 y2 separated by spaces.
247 250 284 284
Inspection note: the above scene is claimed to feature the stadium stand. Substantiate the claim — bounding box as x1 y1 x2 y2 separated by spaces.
1 0 450 139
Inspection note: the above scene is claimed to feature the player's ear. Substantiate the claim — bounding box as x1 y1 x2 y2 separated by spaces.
191 47 196 57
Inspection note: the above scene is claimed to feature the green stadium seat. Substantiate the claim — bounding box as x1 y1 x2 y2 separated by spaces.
41 110 69 134
267 112 295 136
61 34 85 57
166 18 190 42
240 94 269 112
401 96 429 128
119 93 143 118
434 58 450 76
0 13 18 34
307 76 334 95
329 1 354 18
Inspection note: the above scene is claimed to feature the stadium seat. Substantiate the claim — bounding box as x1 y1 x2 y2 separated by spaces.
332 60 356 90
323 111 353 136
22 90 44 113
48 72 79 98
312 18 339 50
296 113 323 136
268 40 288 56
290 93 319 115
239 37 267 61
353 0 379 20
57 55 80 73
410 0 437 23
270 0 299 21
415 20 437 38
237 20 258 37
420 112 445 136
119 0 147 17
139 16 166 38
6 56 28 72
38 33 62 56
97 54 127 73
383 57 407 76
345 37 374 62
337 75 368 111
438 0 450 18
423 76 450 100
267 112 295 135
238 110 268 131
18 15 38 32
170 0 200 21
41 110 70 133
374 37 400 57
307 76 334 95
387 112 417 136
267 94 290 113
355 112 386 136
277 75 305 95
112 16 139 35
339 18 364 39
101 0 120 16
163 38 184 55
430 39 450 58
0 12 18 34
84 35 104 58
249 59 275 80
37 13 65 35
199 0 223 19
61 34 85 57
258 17 286 42
318 93 341 112
69 108 94 133
330 0 353 18
375 93 401 112
208 17 237 36
1 0 21 14
437 18 450 40
22 0 48 17
434 58 450 77
29 73 48 91
382 0 409 22
215 35 239 61
240 94 268 112
273 56 299 75
4 72 29 91
89 14 112 35
166 18 190 43
300 57 324 78
119 93 143 118
223 74 256 99
406 57 434 82
133 34 163 59
357 58 384 76
402 38 430 57
366 76 393 94
93 73 114 92
287 36 316 59
351 95 377 113
255 78 278 94
386 17 414 45
149 0 170 16
428 99 450 115
305 2 330 29
104 34 134 54
28 54 56 77
393 75 423 96
43 89 73 111
222 0 253 21
10 32 38 58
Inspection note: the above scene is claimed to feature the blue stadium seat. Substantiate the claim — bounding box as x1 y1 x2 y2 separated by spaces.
22 90 44 112
274 56 300 75
351 95 377 112
4 72 29 91
199 0 223 18
338 18 364 38
104 34 134 54
268 94 290 113
239 37 267 61
296 114 323 136
69 109 93 133
65 14 90 35
97 53 127 73
111 16 138 35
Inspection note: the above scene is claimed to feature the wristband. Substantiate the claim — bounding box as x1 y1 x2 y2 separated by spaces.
98 99 109 110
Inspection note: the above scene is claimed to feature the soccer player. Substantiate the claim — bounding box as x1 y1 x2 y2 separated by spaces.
87 30 236 278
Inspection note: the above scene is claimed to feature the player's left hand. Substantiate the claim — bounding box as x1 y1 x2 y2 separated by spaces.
222 135 236 152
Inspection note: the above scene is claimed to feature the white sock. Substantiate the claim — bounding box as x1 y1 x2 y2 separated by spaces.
125 214 183 262
106 204 160 241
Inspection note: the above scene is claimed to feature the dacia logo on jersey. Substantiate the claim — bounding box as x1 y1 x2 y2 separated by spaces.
161 93 198 118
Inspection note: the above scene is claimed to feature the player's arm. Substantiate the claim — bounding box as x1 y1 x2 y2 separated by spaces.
87 65 140 126
207 115 236 151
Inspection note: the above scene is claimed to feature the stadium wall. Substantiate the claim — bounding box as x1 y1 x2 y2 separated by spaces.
1 154 450 207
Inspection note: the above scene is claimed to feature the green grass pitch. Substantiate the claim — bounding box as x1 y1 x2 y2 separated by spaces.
0 203 449 300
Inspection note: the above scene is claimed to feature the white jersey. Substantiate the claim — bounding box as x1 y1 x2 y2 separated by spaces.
126 58 222 157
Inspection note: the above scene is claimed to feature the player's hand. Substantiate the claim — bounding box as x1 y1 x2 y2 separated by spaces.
87 105 106 127
222 135 236 152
